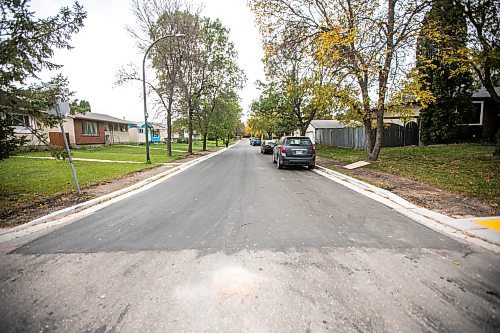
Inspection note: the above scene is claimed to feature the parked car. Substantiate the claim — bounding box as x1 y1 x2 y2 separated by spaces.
249 137 254 145
252 138 261 146
273 136 316 169
260 140 276 154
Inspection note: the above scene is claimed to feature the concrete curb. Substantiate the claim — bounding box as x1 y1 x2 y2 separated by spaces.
314 165 500 254
0 142 239 243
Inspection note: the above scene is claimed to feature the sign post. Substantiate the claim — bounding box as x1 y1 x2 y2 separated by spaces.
52 98 81 194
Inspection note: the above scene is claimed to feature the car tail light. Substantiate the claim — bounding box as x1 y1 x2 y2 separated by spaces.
280 146 286 154
312 146 316 155
265 145 269 148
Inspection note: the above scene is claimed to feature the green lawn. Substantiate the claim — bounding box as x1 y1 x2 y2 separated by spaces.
317 144 500 202
19 140 226 163
0 158 155 216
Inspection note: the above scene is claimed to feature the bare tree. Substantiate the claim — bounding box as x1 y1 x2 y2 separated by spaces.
124 0 201 156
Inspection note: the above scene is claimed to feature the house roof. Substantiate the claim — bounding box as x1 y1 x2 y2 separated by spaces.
71 112 135 124
135 122 167 129
309 120 345 129
472 87 500 98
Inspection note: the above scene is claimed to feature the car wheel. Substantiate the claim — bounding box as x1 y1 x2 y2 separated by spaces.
308 164 315 170
277 155 283 169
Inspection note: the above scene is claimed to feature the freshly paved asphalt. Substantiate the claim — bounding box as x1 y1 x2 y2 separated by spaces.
1 140 499 332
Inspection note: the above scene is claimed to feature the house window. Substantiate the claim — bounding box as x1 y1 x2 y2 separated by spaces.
152 129 159 138
139 128 144 134
470 101 484 125
6 114 30 127
82 120 99 135
120 124 127 132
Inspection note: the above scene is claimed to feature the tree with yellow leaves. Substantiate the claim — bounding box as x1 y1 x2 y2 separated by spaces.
250 0 429 161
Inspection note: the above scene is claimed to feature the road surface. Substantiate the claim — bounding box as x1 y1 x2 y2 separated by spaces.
1 140 499 332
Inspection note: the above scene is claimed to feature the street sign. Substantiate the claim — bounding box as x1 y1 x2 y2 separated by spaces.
48 98 70 117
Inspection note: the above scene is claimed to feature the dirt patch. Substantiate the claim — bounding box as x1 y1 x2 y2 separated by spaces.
0 150 217 228
316 157 499 218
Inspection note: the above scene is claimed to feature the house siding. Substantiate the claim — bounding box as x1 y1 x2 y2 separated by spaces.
74 119 105 145
482 99 499 139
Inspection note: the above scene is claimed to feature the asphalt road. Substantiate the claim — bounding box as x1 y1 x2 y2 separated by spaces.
1 140 499 332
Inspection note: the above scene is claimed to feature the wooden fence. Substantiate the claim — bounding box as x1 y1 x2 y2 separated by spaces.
316 122 419 149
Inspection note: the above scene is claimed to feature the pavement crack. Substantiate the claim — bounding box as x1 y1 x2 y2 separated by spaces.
110 304 130 332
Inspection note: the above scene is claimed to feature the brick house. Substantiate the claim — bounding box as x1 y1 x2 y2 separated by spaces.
49 112 135 147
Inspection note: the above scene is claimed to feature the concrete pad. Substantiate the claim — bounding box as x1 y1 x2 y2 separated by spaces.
344 161 371 169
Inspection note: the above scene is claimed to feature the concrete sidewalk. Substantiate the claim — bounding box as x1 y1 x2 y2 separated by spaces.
13 155 182 165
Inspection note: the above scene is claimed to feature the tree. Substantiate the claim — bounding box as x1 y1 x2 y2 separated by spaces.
454 0 500 156
209 93 241 147
249 83 297 137
0 118 27 160
0 0 86 158
194 18 245 151
250 0 429 161
416 0 474 143
123 1 245 155
124 0 197 157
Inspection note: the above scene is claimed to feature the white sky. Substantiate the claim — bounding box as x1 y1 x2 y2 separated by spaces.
30 0 265 122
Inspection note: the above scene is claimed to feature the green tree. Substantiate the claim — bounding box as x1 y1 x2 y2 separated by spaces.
0 118 27 160
249 83 296 138
0 0 86 157
417 0 474 143
194 18 245 151
209 93 241 146
456 0 500 156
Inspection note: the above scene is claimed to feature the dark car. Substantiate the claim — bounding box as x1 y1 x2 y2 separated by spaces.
252 138 261 146
260 140 276 154
273 136 315 169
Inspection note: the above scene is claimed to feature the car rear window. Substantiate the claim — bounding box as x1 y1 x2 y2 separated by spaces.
286 138 312 146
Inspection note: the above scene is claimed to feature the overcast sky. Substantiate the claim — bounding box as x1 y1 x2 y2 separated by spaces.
30 0 265 122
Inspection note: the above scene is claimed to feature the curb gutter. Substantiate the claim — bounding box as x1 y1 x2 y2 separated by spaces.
314 165 500 254
0 143 238 243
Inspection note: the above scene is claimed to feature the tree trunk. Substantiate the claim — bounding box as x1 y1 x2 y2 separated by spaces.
202 132 207 151
367 0 394 162
166 98 173 157
494 127 500 158
369 110 385 161
188 101 193 154
363 118 374 156
215 137 218 147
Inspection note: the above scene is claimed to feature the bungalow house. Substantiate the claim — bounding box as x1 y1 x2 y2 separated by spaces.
469 87 500 141
0 112 46 147
128 122 168 144
48 112 135 147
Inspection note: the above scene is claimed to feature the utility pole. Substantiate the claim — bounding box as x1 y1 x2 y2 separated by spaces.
142 33 185 164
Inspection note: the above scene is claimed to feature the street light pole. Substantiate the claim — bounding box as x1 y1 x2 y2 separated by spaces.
142 33 185 164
